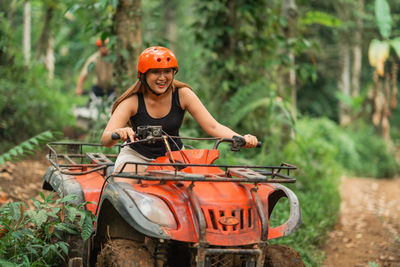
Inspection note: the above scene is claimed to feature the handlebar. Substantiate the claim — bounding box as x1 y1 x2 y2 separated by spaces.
111 130 261 151
213 136 262 151
111 133 121 140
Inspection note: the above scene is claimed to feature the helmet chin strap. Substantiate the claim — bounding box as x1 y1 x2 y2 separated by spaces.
140 73 173 96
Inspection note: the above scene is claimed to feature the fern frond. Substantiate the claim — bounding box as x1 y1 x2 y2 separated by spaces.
224 79 277 126
227 79 266 114
230 97 271 126
0 131 54 165
81 215 93 241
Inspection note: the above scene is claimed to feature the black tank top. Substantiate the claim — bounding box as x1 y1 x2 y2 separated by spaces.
129 88 185 158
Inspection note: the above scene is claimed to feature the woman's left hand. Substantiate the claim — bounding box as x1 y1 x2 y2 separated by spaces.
242 134 258 148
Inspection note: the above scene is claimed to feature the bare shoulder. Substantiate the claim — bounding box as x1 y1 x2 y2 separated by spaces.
115 94 139 116
178 87 198 109
178 86 194 95
179 87 199 106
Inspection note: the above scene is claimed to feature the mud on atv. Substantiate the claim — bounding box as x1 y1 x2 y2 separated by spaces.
43 126 304 267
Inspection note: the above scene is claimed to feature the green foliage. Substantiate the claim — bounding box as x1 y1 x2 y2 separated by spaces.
345 125 399 178
285 118 398 179
301 11 342 27
0 131 54 165
225 80 274 127
192 0 283 107
191 0 319 142
391 37 400 57
375 0 392 39
0 65 75 152
334 89 368 115
0 193 95 266
256 117 342 266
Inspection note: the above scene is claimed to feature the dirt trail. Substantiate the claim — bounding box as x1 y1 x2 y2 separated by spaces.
323 176 400 267
0 152 49 207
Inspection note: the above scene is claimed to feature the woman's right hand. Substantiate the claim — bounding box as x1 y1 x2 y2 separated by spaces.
113 127 135 142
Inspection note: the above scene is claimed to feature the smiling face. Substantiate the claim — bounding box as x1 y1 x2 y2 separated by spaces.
145 68 174 94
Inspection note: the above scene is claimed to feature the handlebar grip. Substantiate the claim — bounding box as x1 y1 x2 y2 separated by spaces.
111 133 121 140
256 141 262 148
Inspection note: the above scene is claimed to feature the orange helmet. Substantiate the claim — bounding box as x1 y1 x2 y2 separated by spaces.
137 46 178 78
96 38 109 47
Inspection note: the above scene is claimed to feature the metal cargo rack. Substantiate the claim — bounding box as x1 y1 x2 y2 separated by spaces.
46 142 119 176
46 142 297 183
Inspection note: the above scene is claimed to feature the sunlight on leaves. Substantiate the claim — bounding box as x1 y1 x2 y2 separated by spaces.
368 39 389 76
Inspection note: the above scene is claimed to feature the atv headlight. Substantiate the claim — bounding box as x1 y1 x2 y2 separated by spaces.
125 189 177 229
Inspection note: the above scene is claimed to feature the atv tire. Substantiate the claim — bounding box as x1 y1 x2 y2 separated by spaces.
264 244 305 267
96 239 154 267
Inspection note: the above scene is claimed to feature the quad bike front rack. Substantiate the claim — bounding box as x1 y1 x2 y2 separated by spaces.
46 142 297 184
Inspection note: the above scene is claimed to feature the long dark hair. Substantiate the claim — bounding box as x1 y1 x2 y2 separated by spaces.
111 79 192 114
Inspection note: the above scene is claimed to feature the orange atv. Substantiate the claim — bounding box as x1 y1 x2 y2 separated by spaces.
43 126 303 267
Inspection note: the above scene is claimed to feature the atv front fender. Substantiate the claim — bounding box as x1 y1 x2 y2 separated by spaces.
96 182 171 240
42 166 85 204
267 184 302 239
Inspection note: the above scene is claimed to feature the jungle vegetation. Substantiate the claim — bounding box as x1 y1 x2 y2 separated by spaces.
1 0 399 266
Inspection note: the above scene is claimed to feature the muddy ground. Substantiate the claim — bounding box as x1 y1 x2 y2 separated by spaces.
1 153 400 266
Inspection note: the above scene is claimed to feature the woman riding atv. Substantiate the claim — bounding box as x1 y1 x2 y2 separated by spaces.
100 46 258 175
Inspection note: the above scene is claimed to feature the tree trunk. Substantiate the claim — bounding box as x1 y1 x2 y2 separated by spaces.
351 44 362 97
371 65 396 142
281 0 298 120
381 73 391 141
371 71 382 127
338 42 351 126
335 0 352 126
45 32 55 80
35 4 54 61
351 0 364 97
391 63 398 109
23 1 31 66
0 1 16 65
114 0 142 91
8 0 17 29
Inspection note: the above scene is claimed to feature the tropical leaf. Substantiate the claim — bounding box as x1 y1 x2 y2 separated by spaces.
375 0 392 39
301 11 342 27
54 223 80 235
335 91 366 112
0 131 54 165
368 39 389 76
81 215 94 241
42 245 51 257
26 210 48 228
49 244 64 259
65 206 78 223
391 37 400 58
225 79 269 125
60 194 79 204
58 242 69 256
230 98 271 126
0 259 17 267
